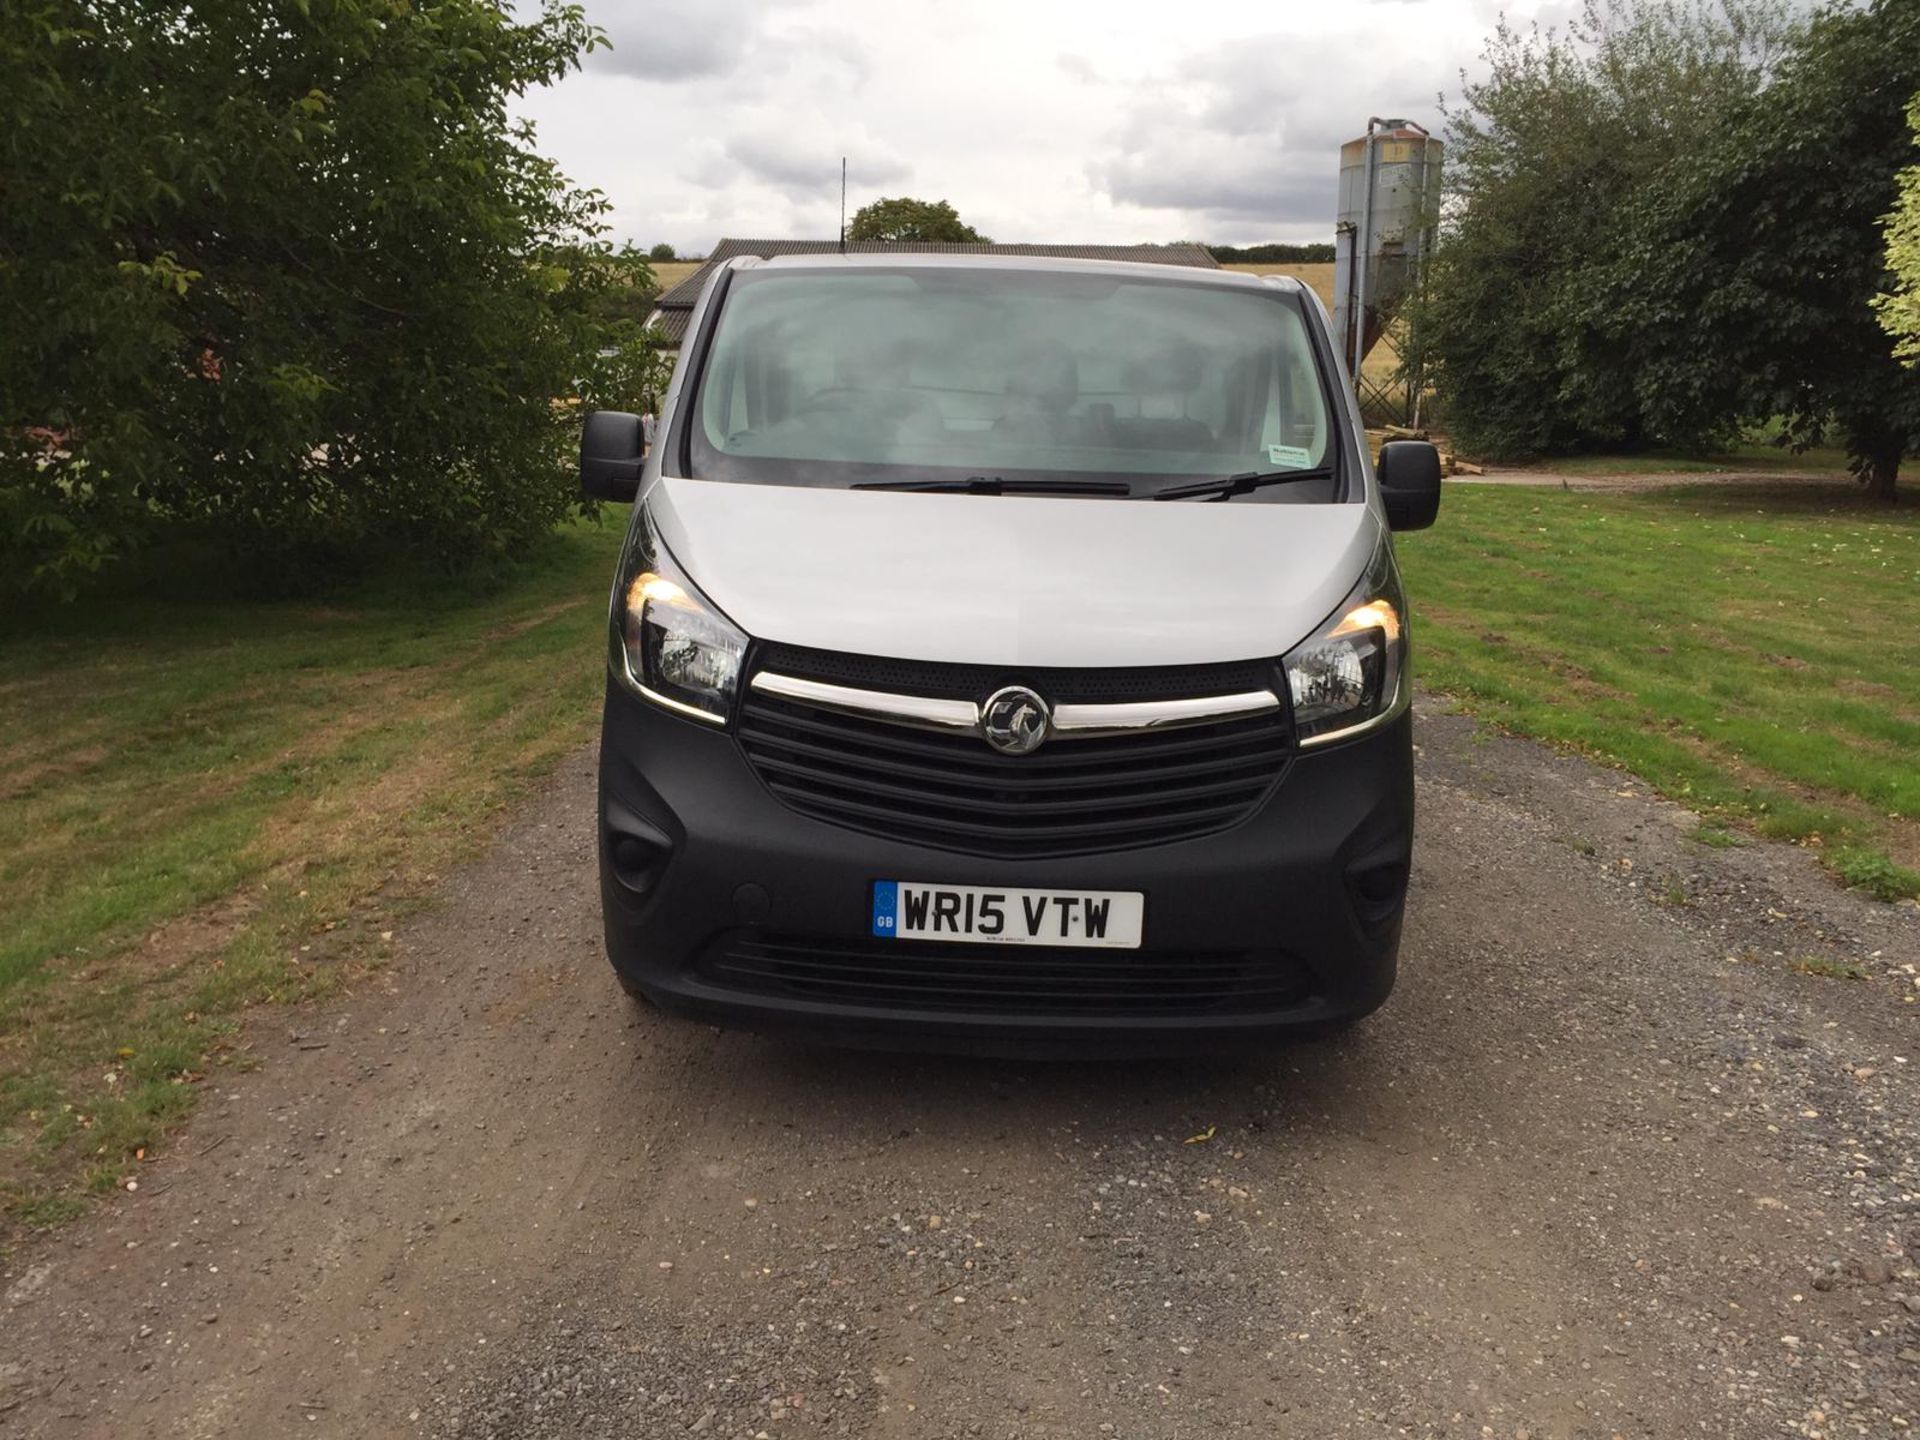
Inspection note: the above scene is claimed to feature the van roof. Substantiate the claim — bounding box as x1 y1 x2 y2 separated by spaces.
657 239 1219 306
648 239 1254 345
738 251 1303 295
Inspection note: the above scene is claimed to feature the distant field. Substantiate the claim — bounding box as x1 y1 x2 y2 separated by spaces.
1217 260 1337 311
648 260 704 293
1214 261 1402 378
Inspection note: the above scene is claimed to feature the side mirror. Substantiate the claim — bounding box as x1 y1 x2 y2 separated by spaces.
1377 440 1442 532
581 410 645 503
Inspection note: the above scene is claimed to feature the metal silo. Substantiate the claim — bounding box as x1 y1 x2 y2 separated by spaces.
1332 119 1443 398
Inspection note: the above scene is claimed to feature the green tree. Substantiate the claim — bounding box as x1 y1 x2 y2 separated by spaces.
1414 0 1797 458
648 241 676 261
846 197 990 244
1605 0 1920 497
1876 92 1920 365
1207 242 1337 264
0 0 657 599
582 243 667 328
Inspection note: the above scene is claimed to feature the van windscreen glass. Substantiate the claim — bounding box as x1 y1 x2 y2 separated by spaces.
684 267 1340 499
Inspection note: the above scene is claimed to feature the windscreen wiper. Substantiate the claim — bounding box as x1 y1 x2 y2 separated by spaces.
1151 466 1337 502
851 475 1133 496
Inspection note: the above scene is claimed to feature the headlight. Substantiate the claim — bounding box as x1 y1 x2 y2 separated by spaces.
1282 543 1408 746
608 511 746 724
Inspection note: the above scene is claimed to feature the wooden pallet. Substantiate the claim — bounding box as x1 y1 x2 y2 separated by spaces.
1364 428 1482 477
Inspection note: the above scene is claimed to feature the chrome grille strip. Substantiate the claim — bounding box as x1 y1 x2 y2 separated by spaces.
748 673 978 733
1052 691 1280 738
749 670 1281 741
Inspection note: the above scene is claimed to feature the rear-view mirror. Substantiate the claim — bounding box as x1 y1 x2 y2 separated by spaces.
581 410 645 503
1378 440 1442 532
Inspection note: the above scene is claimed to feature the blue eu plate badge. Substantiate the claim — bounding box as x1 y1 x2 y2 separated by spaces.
870 880 899 937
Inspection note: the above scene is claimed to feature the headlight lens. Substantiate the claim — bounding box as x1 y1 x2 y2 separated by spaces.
1283 545 1407 746
609 512 746 723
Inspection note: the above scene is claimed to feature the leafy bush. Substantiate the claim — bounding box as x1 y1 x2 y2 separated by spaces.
0 0 664 599
1413 0 1794 461
1599 0 1920 499
1419 0 1920 495
1878 93 1920 364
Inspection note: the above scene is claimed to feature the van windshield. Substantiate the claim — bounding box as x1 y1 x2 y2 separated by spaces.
683 266 1341 499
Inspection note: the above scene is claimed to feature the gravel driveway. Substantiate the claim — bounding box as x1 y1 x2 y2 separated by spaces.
3 699 1917 1439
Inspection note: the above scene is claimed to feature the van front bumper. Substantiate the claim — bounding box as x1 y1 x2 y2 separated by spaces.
596 681 1413 1056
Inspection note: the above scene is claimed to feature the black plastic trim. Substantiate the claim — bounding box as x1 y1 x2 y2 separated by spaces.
596 679 1412 1053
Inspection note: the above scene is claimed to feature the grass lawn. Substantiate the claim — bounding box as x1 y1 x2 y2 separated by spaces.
1523 439 1856 477
0 520 625 1231
1398 481 1920 899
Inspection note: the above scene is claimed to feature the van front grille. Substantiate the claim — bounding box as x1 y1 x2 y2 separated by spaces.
735 650 1293 858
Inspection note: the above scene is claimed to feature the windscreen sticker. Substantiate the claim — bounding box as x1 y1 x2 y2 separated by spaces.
1267 444 1314 469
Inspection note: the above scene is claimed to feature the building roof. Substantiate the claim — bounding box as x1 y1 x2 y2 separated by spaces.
648 238 1221 345
649 305 695 347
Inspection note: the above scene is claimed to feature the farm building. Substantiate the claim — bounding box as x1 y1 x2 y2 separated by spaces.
646 239 1220 352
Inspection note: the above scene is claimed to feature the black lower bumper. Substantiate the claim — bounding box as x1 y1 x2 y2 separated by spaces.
596 681 1414 1056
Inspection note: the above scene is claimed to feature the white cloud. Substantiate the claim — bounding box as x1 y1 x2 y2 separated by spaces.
513 0 1566 253
711 119 909 202
584 0 802 83
1092 27 1455 235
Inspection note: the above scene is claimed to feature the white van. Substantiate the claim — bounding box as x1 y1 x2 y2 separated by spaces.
580 253 1441 1053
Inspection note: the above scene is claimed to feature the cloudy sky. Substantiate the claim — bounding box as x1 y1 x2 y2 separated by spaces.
513 0 1572 254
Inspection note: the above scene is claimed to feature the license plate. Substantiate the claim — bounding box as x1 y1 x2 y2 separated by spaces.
871 881 1144 949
